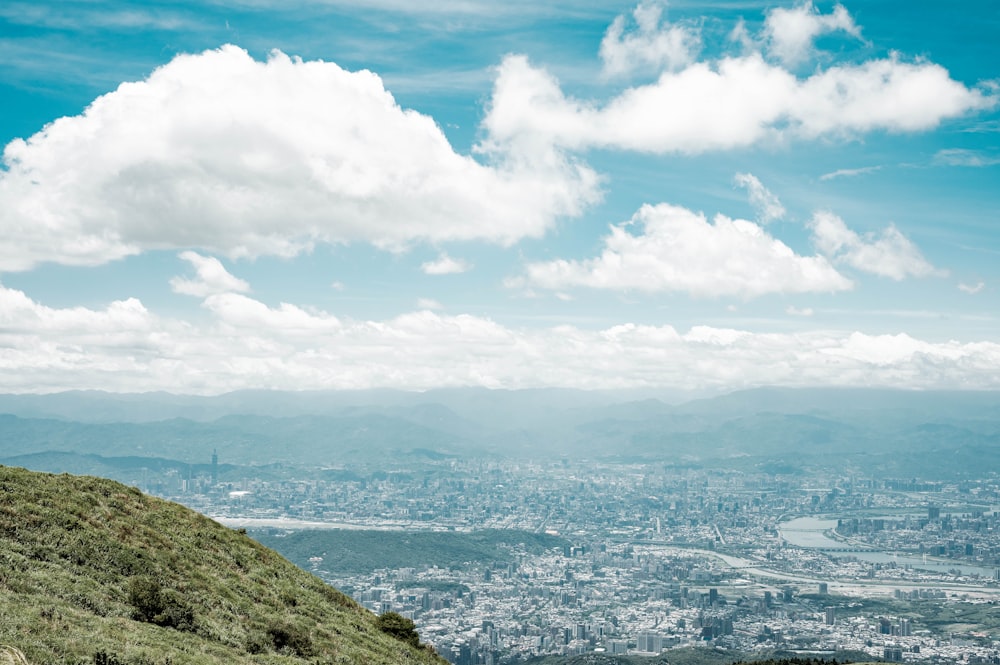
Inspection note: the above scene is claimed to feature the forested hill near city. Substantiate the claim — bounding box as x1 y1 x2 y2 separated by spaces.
0 465 446 665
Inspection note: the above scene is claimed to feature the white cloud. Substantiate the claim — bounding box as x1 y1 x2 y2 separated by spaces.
200 0 606 21
483 53 993 156
0 3 194 31
202 293 343 337
819 165 882 181
510 202 852 298
170 251 250 297
786 305 814 317
933 148 1000 167
962 119 1000 134
0 284 163 391
416 298 445 310
421 253 473 275
0 45 599 272
599 1 701 78
763 1 863 67
2 284 1000 393
734 172 785 223
808 211 945 280
330 281 346 291
727 18 755 53
959 281 985 295
0 284 154 336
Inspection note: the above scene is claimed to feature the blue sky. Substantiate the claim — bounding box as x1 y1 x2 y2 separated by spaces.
0 0 998 394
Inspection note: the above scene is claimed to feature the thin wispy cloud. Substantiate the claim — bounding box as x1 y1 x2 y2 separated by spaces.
819 165 882 181
416 298 445 310
961 119 1000 133
0 2 195 31
959 281 985 295
734 172 785 223
933 149 1000 167
0 37 154 89
421 254 473 275
205 0 609 22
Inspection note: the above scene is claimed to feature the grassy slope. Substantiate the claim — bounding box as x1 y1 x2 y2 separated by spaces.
0 465 446 665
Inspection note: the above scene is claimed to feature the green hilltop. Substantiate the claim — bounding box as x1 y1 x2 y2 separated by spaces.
0 465 446 665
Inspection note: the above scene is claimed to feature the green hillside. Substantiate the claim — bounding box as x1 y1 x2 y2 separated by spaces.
0 465 446 665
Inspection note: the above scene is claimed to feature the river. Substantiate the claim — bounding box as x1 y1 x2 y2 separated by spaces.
778 516 999 578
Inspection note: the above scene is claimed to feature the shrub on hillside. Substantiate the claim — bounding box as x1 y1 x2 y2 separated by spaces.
125 577 195 632
375 611 421 649
93 650 126 665
266 620 314 657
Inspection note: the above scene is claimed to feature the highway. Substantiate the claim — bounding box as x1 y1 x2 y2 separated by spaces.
634 543 1000 599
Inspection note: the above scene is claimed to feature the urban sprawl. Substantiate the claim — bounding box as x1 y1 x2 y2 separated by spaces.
146 460 1000 664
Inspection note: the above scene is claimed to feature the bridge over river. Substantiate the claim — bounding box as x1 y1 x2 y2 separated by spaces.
778 515 998 578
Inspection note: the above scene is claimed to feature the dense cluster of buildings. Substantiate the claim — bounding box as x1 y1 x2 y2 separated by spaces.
321 541 1000 664
837 509 1000 563
142 458 1000 664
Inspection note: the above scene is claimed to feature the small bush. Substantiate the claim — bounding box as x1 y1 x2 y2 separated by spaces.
69 592 109 617
375 611 421 649
93 651 126 665
244 634 268 655
266 620 313 657
126 577 195 632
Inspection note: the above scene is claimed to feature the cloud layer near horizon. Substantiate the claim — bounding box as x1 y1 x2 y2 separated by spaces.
1 283 998 394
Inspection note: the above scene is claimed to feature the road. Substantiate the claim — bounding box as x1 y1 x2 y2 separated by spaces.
635 544 1000 599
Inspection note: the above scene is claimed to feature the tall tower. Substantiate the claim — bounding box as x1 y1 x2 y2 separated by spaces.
211 449 218 485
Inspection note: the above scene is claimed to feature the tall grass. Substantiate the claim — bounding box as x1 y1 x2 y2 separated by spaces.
0 466 445 665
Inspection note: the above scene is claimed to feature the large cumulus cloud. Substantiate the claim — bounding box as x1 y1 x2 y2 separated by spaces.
483 53 992 155
509 202 853 298
0 46 599 271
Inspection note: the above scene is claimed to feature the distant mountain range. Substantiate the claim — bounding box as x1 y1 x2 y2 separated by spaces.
1 387 998 478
